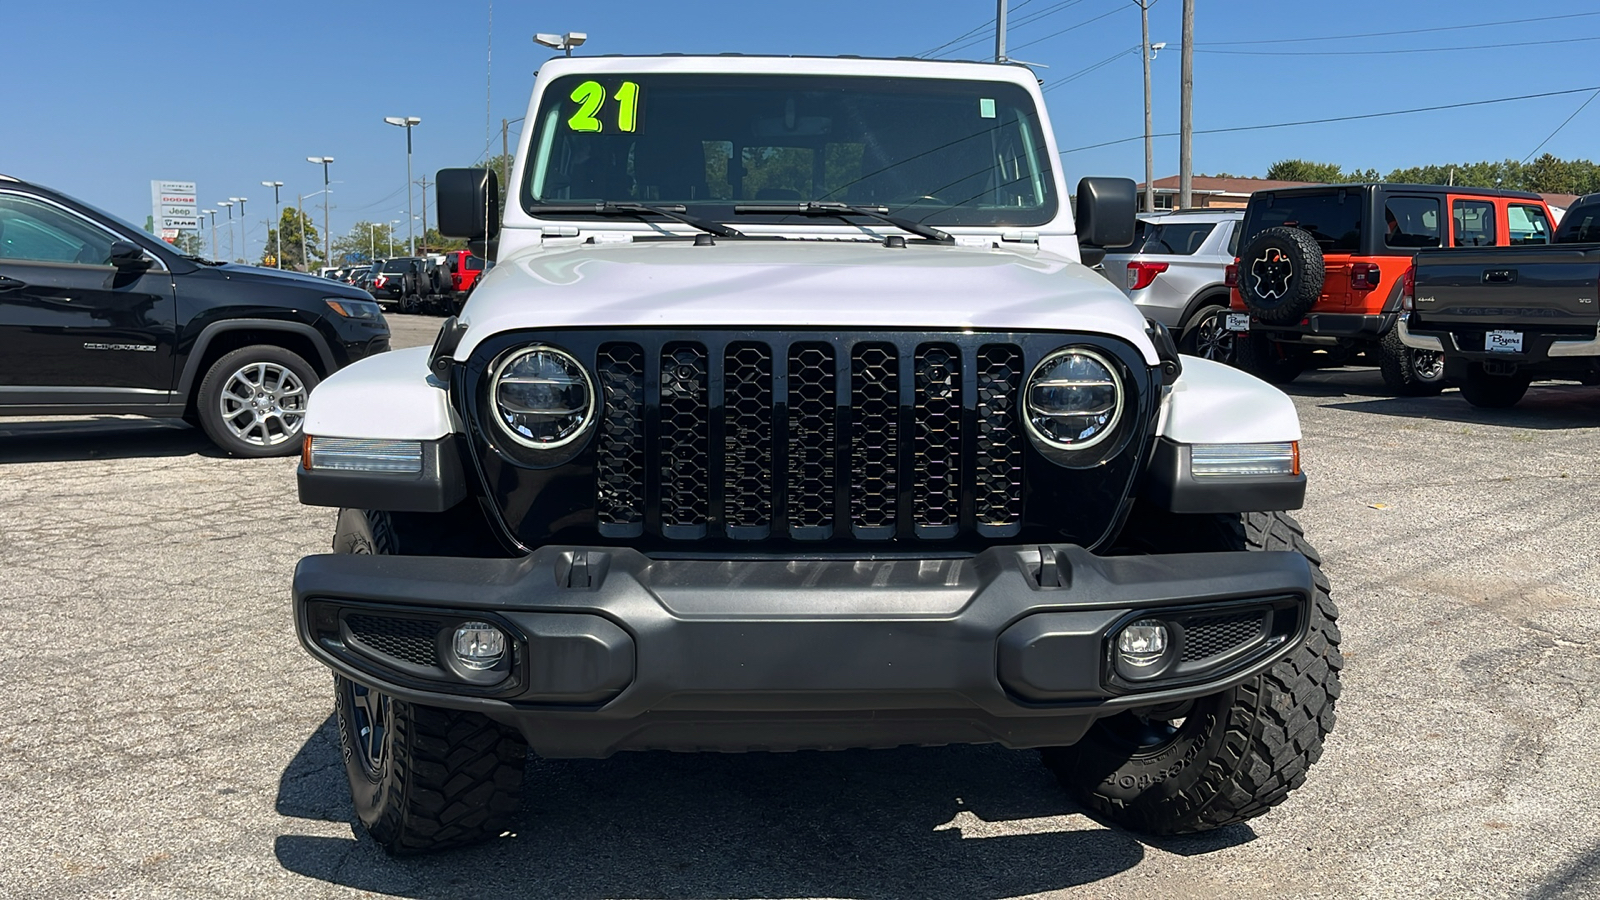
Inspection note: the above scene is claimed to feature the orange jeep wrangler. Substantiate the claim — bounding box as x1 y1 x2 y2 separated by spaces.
1225 183 1556 392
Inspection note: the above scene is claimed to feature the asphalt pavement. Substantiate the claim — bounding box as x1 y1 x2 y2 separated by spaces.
1 314 1597 899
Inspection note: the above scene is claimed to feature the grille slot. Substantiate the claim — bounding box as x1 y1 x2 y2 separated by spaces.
975 345 1025 531
787 343 836 539
597 343 645 533
660 342 710 536
914 343 961 536
724 343 774 535
1181 612 1265 662
850 343 900 538
346 615 441 669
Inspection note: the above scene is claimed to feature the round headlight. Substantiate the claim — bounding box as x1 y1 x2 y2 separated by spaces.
1024 348 1123 450
490 345 595 449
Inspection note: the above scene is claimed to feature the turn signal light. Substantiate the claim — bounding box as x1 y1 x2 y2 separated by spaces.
303 436 423 473
1127 261 1169 292
1191 442 1300 477
1224 262 1239 288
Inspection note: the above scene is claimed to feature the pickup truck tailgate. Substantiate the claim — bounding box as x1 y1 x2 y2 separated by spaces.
1413 246 1600 327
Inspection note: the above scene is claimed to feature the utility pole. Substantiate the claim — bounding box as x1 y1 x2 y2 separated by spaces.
1140 0 1154 213
502 119 510 189
995 0 1008 63
1179 0 1194 209
416 176 433 255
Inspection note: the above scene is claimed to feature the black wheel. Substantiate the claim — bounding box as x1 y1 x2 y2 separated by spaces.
1042 509 1342 835
1180 304 1236 364
1377 325 1445 396
194 345 318 457
1235 330 1306 384
330 508 527 855
1237 227 1325 324
1459 365 1531 408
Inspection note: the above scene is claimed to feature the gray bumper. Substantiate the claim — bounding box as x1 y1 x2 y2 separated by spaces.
293 545 1314 757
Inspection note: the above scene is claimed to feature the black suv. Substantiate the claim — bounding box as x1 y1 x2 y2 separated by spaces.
0 175 390 457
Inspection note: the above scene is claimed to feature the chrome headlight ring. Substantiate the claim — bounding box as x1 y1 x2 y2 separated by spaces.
488 344 596 453
1023 346 1125 454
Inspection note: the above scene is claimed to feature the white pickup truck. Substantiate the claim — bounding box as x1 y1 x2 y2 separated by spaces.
288 54 1341 855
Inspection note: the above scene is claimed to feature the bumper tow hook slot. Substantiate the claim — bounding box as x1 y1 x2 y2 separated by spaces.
1037 546 1063 588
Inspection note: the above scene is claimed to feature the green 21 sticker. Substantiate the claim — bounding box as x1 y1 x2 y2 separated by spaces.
566 80 640 133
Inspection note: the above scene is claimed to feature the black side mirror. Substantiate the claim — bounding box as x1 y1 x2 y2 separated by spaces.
1075 177 1137 250
437 168 501 243
109 240 153 270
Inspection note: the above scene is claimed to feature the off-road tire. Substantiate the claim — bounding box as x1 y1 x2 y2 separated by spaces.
1459 365 1531 409
1236 227 1325 324
331 508 527 855
1235 331 1306 385
1180 303 1235 364
194 344 319 458
1042 510 1342 835
1377 325 1446 396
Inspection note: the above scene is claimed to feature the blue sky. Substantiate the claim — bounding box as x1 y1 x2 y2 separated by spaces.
5 0 1597 251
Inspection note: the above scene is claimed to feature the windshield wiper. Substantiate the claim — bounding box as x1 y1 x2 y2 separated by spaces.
180 254 227 266
733 201 952 243
533 202 744 238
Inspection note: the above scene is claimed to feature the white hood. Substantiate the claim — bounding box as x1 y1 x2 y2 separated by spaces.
455 240 1159 365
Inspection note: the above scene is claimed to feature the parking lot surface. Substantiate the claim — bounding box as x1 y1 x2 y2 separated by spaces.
2 314 1597 900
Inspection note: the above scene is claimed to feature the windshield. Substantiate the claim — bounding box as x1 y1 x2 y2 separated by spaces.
522 73 1058 228
1245 189 1365 252
380 259 414 273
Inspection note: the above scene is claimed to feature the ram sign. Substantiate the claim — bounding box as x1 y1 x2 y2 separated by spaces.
151 180 199 239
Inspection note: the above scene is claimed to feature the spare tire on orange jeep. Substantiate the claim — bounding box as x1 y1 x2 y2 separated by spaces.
1237 226 1324 325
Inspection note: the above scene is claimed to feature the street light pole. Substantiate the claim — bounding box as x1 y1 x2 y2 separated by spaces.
219 200 234 261
231 197 248 263
534 32 588 57
416 175 433 255
204 209 217 260
261 181 284 268
307 157 334 267
1139 0 1154 213
369 222 377 261
383 117 422 256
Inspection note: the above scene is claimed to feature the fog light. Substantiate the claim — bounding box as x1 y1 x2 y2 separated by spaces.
1117 620 1168 668
452 622 506 670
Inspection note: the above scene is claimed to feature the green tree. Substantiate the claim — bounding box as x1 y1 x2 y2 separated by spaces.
333 221 409 264
172 231 204 256
423 228 467 252
480 153 514 211
262 207 322 271
1265 159 1377 184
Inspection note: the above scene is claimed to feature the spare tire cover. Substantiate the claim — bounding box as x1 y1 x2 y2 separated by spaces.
1237 226 1325 324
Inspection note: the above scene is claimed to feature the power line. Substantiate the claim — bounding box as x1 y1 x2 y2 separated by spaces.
1202 10 1600 46
1056 85 1600 154
1010 4 1128 53
1041 45 1140 93
927 0 1094 58
1193 34 1600 57
1522 89 1600 164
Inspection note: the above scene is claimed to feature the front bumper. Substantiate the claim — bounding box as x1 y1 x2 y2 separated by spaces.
295 544 1314 757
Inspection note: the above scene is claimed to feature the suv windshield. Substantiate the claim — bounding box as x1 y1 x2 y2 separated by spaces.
1244 189 1364 252
522 73 1058 228
380 259 415 273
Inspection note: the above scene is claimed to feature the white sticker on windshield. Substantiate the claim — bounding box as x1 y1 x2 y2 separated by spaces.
980 98 996 118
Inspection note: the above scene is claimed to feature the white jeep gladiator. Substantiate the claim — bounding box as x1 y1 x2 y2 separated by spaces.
290 55 1341 855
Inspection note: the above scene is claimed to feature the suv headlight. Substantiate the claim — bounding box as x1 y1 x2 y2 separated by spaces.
324 298 383 319
490 345 595 449
1024 347 1123 451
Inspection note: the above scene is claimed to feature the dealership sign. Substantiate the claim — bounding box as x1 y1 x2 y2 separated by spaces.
151 180 198 231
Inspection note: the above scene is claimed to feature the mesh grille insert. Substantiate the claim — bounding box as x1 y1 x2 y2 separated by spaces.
1181 612 1265 662
914 343 961 531
346 614 441 668
787 343 836 537
724 342 774 531
850 343 899 535
596 343 645 528
974 345 1024 528
660 342 709 530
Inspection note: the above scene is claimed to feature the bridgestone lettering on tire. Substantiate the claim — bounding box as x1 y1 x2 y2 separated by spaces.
1237 227 1325 325
331 508 528 855
1041 510 1342 835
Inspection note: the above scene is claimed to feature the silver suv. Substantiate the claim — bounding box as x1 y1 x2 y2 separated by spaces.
1104 209 1242 362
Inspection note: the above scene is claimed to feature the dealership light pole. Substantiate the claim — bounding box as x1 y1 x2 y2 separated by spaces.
261 181 284 268
219 200 234 261
383 117 422 256
307 157 334 267
534 32 587 57
231 197 248 262
204 209 217 260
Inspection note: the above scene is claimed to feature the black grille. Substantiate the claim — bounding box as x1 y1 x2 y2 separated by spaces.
346 614 441 668
597 343 645 531
589 336 1035 543
1181 612 1265 662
